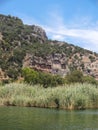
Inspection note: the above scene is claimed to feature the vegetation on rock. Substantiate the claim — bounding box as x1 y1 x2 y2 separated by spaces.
0 14 98 82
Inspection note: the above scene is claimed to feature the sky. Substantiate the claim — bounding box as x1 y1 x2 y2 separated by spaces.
0 0 98 52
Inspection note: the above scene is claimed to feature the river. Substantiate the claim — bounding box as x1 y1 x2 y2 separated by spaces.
0 107 98 130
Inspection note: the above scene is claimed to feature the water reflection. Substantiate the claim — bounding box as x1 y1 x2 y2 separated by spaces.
0 107 97 130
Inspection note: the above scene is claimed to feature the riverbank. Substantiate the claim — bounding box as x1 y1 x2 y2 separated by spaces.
0 83 98 110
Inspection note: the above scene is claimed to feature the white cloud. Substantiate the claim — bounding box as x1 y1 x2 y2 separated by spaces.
52 34 65 41
41 11 98 52
18 11 98 52
45 26 98 52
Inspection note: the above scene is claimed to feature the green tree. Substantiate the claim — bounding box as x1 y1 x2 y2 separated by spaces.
22 67 39 85
65 70 83 84
83 76 97 85
22 67 65 87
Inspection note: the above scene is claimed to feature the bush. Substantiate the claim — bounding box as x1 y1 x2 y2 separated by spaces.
22 67 39 85
65 70 83 84
65 70 98 86
22 67 65 87
83 76 97 85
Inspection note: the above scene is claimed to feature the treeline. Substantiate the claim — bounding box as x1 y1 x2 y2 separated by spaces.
22 68 98 87
22 68 65 87
65 70 97 85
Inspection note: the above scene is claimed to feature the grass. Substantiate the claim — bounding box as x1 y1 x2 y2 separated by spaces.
0 83 98 110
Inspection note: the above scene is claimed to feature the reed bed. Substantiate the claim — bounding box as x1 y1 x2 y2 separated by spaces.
0 83 98 110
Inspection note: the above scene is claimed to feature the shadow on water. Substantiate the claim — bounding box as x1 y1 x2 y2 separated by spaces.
0 106 98 130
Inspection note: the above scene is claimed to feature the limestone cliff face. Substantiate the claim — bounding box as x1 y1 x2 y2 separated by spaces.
0 14 98 80
0 68 9 81
31 25 48 43
0 33 3 40
23 52 98 80
23 53 69 77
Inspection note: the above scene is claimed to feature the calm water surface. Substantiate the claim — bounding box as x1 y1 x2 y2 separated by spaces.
0 106 98 130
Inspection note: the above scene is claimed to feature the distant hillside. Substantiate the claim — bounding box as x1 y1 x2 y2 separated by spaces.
0 14 98 81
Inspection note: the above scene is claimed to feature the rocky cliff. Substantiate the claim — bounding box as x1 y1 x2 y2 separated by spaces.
23 45 98 80
0 14 98 81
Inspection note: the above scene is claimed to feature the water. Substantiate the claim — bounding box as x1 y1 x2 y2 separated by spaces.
0 107 98 130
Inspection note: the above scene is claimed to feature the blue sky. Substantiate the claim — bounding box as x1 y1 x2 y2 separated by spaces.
0 0 98 52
